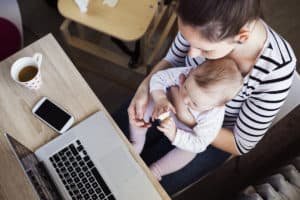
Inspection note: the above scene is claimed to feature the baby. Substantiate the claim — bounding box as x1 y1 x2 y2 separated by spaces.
129 58 243 180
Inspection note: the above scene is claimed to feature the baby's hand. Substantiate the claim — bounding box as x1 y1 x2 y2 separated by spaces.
157 117 176 142
152 98 176 121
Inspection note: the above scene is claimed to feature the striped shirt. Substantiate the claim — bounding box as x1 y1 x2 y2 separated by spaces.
164 24 297 154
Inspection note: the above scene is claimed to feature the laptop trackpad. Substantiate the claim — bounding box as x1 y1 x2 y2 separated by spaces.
100 147 140 187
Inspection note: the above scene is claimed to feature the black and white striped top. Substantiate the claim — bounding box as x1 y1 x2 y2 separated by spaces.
164 24 297 154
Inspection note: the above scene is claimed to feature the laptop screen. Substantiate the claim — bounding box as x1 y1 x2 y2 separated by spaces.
5 133 62 200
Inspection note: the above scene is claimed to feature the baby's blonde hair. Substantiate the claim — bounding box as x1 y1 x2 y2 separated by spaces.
192 58 243 105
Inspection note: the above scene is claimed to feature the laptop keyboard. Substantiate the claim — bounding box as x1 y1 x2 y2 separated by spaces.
50 140 115 200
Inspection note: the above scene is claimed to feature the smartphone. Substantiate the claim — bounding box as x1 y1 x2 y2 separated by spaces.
32 97 74 134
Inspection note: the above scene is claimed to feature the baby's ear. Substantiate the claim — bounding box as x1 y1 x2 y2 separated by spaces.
179 73 187 85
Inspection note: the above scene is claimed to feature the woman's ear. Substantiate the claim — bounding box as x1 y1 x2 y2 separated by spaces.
234 28 250 44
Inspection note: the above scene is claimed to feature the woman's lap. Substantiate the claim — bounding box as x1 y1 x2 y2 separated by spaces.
112 100 230 195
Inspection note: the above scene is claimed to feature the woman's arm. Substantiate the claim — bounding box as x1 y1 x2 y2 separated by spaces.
211 128 240 155
128 59 173 127
128 31 190 127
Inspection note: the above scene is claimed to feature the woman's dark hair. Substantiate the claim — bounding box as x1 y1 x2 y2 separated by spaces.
176 0 263 41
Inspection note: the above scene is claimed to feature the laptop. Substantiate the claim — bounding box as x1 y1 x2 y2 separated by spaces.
5 111 162 200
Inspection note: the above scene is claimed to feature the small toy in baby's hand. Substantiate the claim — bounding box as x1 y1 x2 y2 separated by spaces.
152 111 171 127
158 111 171 121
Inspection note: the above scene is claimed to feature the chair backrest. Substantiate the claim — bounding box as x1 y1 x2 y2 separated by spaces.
272 70 300 126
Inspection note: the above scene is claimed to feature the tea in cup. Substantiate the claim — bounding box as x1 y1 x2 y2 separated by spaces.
10 53 43 90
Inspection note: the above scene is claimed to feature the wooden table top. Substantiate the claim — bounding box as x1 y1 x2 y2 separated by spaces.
0 34 170 200
58 0 157 41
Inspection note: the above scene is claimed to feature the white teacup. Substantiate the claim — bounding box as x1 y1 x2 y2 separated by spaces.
11 53 43 90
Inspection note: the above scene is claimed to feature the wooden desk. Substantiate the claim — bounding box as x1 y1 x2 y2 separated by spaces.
58 0 157 74
0 34 170 200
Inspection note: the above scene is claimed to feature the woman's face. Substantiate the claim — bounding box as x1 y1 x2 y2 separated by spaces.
178 18 238 59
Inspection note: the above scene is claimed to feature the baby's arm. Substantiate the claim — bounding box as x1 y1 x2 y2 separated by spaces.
172 107 225 153
149 67 192 120
151 90 175 120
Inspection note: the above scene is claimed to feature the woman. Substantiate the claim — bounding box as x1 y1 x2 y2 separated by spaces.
115 0 297 195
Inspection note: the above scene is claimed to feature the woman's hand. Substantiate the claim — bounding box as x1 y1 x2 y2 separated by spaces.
128 59 173 128
128 83 151 128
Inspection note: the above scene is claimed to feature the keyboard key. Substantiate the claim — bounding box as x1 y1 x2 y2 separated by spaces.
70 144 79 156
77 182 83 189
75 167 81 173
57 162 63 168
88 188 94 194
99 193 105 199
107 195 116 200
72 161 78 167
91 168 111 195
79 161 85 166
78 172 84 178
87 161 94 168
95 188 101 194
70 183 76 189
71 171 76 177
83 193 89 199
80 188 87 194
86 171 91 177
77 145 84 152
85 183 91 189
92 194 98 200
88 177 95 183
92 182 98 188
82 178 88 183
75 155 81 161
83 156 90 162
69 156 75 162
53 155 60 162
62 155 67 161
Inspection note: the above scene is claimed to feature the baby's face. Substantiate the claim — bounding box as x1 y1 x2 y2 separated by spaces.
179 73 222 112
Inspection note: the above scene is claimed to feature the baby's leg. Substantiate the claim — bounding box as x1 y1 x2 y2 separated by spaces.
129 124 148 154
129 98 155 154
149 148 197 180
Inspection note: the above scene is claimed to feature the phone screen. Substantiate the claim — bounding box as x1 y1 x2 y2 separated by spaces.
34 99 72 131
